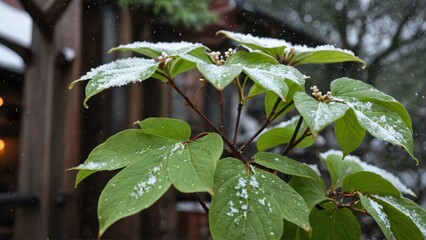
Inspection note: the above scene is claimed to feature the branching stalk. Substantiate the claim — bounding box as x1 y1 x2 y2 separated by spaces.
282 116 304 156
233 102 244 145
239 100 293 151
167 78 245 161
218 90 225 133
193 193 209 216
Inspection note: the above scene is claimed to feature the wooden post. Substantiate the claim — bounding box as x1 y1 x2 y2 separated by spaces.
14 0 82 238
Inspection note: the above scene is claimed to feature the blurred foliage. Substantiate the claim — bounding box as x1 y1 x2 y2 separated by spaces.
119 0 217 31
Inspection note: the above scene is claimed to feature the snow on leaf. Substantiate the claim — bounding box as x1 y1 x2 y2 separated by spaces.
320 150 415 197
197 63 242 90
334 97 416 163
375 196 426 236
110 41 205 58
217 30 291 48
243 63 304 99
360 195 395 240
70 57 159 108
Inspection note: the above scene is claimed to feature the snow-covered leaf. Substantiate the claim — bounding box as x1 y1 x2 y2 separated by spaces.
109 41 206 59
209 158 311 240
98 153 171 237
69 58 158 108
217 30 365 66
243 63 304 100
289 45 365 66
331 77 412 131
320 150 415 197
217 30 289 59
197 63 242 90
360 194 424 240
71 129 178 186
294 91 349 132
338 99 416 163
343 171 401 197
319 150 363 189
375 195 426 236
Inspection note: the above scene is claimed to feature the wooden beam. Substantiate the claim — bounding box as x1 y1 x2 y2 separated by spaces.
17 0 73 38
0 36 32 64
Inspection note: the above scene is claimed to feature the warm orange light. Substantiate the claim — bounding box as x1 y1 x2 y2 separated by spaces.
0 139 4 151
0 97 3 107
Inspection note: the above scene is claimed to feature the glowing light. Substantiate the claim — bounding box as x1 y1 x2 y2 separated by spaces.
0 139 4 151
0 97 3 107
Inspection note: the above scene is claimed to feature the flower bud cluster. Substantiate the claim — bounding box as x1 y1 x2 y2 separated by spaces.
157 52 171 65
209 51 225 65
311 86 333 102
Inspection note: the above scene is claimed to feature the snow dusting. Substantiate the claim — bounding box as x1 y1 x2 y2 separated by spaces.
320 150 415 196
376 196 426 236
219 30 291 48
79 58 158 90
130 164 163 199
115 41 203 56
367 197 395 239
293 44 355 56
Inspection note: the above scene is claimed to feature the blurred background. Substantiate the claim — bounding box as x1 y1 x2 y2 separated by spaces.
0 0 424 239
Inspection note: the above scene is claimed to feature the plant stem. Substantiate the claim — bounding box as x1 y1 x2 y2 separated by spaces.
239 99 294 152
218 90 225 133
282 116 304 156
194 81 206 107
168 79 245 161
193 193 209 216
233 102 244 145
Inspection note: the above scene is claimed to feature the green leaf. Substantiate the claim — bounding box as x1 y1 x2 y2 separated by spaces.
334 109 366 156
256 116 314 151
137 117 191 140
217 30 288 59
209 158 311 240
343 171 400 197
310 207 361 240
337 98 416 162
254 152 319 180
71 129 178 186
69 58 159 108
360 194 424 240
319 150 416 197
288 176 328 210
226 51 279 65
168 133 222 194
289 47 365 66
247 83 266 99
264 91 294 119
109 41 206 59
97 153 171 237
293 91 349 132
282 220 310 240
243 63 304 100
331 77 412 131
197 62 242 90
375 195 426 236
319 150 363 189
